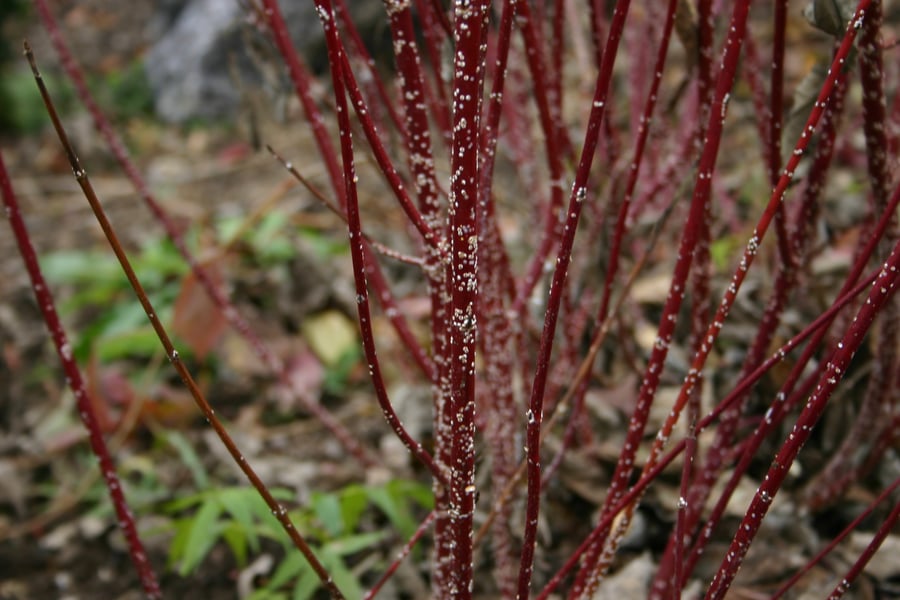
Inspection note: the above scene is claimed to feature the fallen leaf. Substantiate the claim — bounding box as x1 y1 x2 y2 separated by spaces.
301 310 358 367
172 260 228 360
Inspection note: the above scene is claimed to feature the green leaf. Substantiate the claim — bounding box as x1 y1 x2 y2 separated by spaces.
40 251 120 287
292 565 322 600
323 531 387 556
96 325 167 362
366 486 416 540
311 491 344 538
246 488 295 540
163 491 206 514
298 227 348 258
254 211 287 240
388 479 433 510
339 485 368 534
167 518 193 570
251 213 294 263
322 346 362 395
134 238 188 284
161 431 209 489
321 549 363 599
710 235 743 271
220 522 250 566
178 498 224 575
247 590 289 600
264 550 309 591
216 216 243 242
218 487 262 554
98 59 154 120
60 282 125 315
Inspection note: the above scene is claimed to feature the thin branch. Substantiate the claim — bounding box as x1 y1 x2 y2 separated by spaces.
23 42 346 600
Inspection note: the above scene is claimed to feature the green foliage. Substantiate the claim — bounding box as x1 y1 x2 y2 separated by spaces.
0 68 76 134
159 430 210 490
297 226 350 259
40 237 188 362
163 479 433 598
0 0 28 132
44 438 192 525
165 486 292 574
218 212 297 266
38 212 344 364
0 1 27 60
95 60 154 121
710 234 745 272
322 345 363 396
0 48 151 134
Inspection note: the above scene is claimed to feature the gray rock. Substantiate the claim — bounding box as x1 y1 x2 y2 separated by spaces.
143 0 327 123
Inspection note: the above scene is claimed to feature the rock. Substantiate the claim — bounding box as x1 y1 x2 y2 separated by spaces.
144 0 295 123
144 0 389 123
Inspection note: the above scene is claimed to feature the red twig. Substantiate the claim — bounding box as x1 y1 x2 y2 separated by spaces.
605 4 870 586
826 495 900 599
310 0 447 488
25 41 345 599
1 152 162 599
442 0 492 595
331 0 407 138
535 263 881 600
705 232 900 598
363 510 436 599
575 2 754 592
771 475 900 599
665 63 851 595
262 0 436 388
681 173 900 588
517 1 634 596
33 0 376 468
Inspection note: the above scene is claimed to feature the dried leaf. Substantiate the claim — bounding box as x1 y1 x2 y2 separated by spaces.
286 350 324 394
171 260 228 360
301 310 358 367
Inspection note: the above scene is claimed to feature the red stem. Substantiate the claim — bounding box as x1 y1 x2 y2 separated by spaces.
412 0 453 137
681 174 900 588
442 0 493 595
337 52 443 253
826 495 900 599
263 0 437 388
535 264 882 600
771 475 900 599
25 42 345 598
636 0 868 548
517 1 634 596
508 0 574 319
597 0 679 334
34 0 376 468
363 510 436 599
311 0 447 488
686 101 900 588
681 70 849 593
332 0 407 137
858 0 892 209
1 150 162 599
573 2 753 592
655 12 838 595
261 0 345 200
474 1 522 591
705 235 900 599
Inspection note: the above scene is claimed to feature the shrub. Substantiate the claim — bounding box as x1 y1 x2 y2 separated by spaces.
2 0 899 598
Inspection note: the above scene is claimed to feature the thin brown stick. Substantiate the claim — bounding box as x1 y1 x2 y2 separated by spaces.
24 41 346 600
